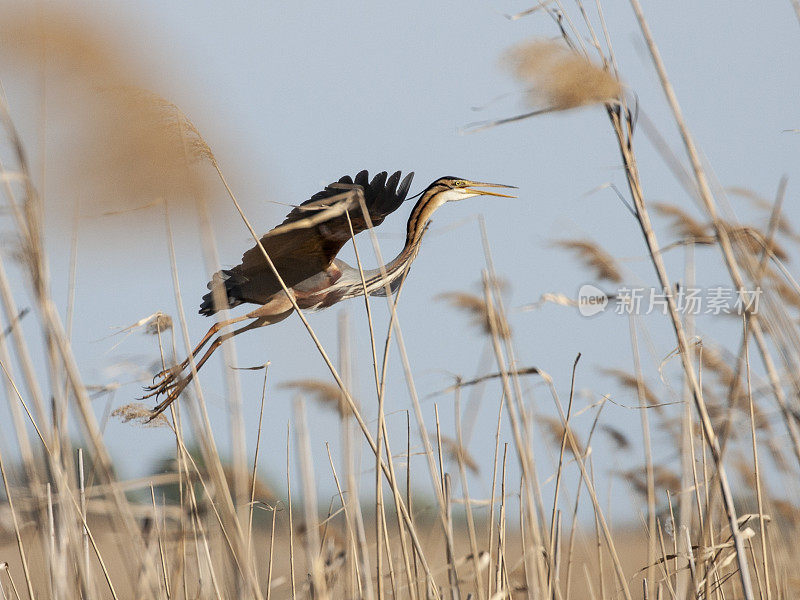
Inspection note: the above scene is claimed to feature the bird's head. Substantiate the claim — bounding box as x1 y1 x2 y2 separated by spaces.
428 177 517 205
405 176 517 241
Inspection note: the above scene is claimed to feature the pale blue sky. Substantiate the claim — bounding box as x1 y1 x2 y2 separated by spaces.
3 0 800 520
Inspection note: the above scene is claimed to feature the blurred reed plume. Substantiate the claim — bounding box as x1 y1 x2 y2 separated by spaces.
1 11 138 85
652 202 710 239
438 291 511 338
81 90 216 208
280 379 352 418
553 238 623 283
619 465 681 500
1 10 216 216
505 40 621 112
601 424 630 450
698 344 737 388
723 223 789 262
438 435 480 474
601 368 663 411
539 415 584 457
768 273 800 310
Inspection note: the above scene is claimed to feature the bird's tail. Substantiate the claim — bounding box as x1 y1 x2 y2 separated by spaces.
199 269 247 316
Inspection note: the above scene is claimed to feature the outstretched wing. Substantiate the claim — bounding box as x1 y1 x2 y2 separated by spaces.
200 170 414 314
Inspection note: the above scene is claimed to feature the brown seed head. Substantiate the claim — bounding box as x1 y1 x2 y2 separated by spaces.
652 203 709 239
506 40 622 111
553 239 623 284
539 415 584 456
280 380 352 419
438 435 480 474
437 292 511 339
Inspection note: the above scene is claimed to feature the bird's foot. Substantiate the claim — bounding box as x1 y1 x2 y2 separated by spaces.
141 366 190 417
150 363 185 384
142 376 176 399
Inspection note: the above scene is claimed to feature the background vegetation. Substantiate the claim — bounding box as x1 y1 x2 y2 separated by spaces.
0 2 799 599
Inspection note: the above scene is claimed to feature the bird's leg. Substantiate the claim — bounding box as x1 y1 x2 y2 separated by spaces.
145 293 296 417
146 317 270 417
152 315 251 380
145 319 265 400
190 319 269 378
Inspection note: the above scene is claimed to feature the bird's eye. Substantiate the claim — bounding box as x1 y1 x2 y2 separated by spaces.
454 180 466 187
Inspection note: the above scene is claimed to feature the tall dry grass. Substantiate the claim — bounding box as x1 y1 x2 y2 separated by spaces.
0 3 798 600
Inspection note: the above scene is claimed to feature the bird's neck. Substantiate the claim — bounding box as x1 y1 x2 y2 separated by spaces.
338 187 448 299
385 188 445 271
406 188 447 246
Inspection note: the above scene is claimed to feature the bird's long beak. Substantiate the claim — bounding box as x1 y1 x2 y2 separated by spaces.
463 181 517 198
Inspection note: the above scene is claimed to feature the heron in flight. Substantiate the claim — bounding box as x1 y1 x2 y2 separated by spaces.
144 170 515 415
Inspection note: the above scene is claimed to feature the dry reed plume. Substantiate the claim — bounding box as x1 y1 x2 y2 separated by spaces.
553 238 623 283
438 290 512 338
652 202 710 239
280 379 352 418
619 465 681 500
1 11 216 217
600 424 631 450
539 415 585 457
505 39 622 112
438 435 480 474
110 402 169 427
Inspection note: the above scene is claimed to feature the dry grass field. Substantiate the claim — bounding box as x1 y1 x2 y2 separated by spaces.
1 2 800 600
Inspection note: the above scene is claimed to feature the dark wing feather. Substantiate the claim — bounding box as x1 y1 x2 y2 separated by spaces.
199 170 414 314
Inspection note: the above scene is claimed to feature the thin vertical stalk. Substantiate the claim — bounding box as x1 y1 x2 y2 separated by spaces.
454 391 485 600
286 423 296 600
294 400 329 599
549 353 580 600
78 449 91 597
744 318 772 600
628 316 656 600
485 384 504 600
326 444 364 599
266 501 278 600
248 362 270 557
